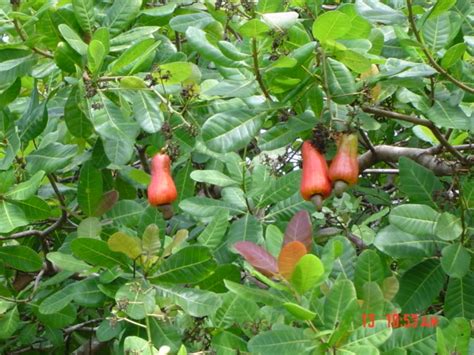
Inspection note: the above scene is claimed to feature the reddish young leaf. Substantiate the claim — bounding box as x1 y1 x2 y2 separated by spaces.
234 241 278 277
283 210 312 251
93 190 119 217
278 241 307 280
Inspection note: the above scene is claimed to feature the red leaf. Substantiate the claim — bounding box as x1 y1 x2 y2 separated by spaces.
283 210 312 251
278 241 307 279
234 241 278 277
94 190 119 217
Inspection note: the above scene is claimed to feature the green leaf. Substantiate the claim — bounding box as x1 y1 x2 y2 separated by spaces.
108 232 142 260
422 12 460 52
258 170 301 207
426 100 472 131
0 245 42 272
198 210 229 249
374 225 447 258
381 320 441 353
35 303 77 328
428 0 456 18
198 264 240 293
179 197 244 217
0 200 28 233
71 238 129 269
47 252 92 273
115 282 156 320
87 40 105 74
441 43 466 68
344 320 392 348
132 90 163 134
291 254 324 294
211 292 260 328
324 279 357 328
354 249 384 295
355 0 405 25
77 161 103 216
54 42 82 73
106 200 144 227
12 196 51 221
64 86 94 138
437 317 470 355
239 19 270 38
223 214 263 253
435 212 463 241
104 0 142 36
78 217 102 238
440 243 470 278
26 143 78 175
248 327 313 354
0 78 21 108
257 0 283 13
399 157 443 208
111 38 160 75
312 11 351 42
394 259 445 313
325 58 356 104
444 272 474 319
72 0 95 34
202 109 266 153
0 51 35 82
190 170 238 187
124 336 159 355
91 93 139 165
154 284 222 317
39 282 76 314
283 302 316 320
185 27 244 68
211 331 247 354
0 307 19 339
224 280 282 306
152 246 216 284
389 204 439 236
4 170 45 200
169 13 215 33
58 24 88 55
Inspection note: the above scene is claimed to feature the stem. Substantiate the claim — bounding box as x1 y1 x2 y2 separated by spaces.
406 0 474 94
252 38 271 100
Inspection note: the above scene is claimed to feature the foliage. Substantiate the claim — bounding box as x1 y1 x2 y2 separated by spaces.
0 0 473 354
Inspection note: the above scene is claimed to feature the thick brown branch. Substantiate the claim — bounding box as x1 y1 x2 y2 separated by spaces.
361 106 467 163
358 144 466 176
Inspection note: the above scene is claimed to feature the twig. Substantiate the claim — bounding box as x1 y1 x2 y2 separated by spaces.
252 38 271 100
2 174 67 241
406 0 474 94
12 20 54 59
64 319 102 334
362 168 399 174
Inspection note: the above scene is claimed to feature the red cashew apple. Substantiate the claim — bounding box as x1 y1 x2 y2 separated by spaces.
328 133 359 197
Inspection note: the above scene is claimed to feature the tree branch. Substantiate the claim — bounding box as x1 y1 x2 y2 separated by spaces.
358 144 471 176
406 0 474 94
2 174 67 241
361 105 467 163
252 38 271 100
